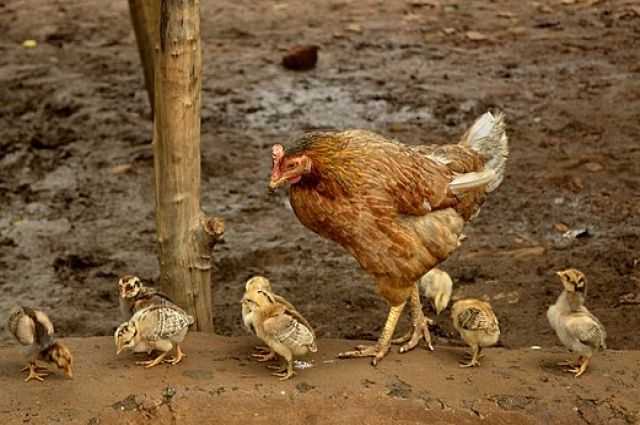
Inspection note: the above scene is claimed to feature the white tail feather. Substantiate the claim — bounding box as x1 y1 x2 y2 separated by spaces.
458 111 509 193
449 169 496 193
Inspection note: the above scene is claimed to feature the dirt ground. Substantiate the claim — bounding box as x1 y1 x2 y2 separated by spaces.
1 335 639 424
0 0 640 398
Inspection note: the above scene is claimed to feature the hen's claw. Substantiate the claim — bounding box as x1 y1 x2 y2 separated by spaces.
395 285 434 353
337 344 390 366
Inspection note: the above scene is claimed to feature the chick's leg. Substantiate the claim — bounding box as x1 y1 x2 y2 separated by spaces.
271 353 295 381
22 362 49 382
164 344 186 365
136 351 169 368
568 355 590 378
338 301 406 366
391 285 434 353
252 349 277 362
460 344 480 368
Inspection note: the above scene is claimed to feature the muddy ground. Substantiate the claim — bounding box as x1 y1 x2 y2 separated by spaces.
0 0 639 353
1 335 639 424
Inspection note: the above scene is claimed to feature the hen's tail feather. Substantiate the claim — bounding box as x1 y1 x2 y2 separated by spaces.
459 111 509 192
449 169 496 193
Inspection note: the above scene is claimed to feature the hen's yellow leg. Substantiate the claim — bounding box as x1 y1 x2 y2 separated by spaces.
22 363 49 382
338 301 406 366
391 285 434 353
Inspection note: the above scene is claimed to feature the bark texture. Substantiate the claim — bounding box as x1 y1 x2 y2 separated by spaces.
128 0 159 116
153 0 223 332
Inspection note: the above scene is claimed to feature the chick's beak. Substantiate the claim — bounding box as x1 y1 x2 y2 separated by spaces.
116 345 124 356
65 366 73 379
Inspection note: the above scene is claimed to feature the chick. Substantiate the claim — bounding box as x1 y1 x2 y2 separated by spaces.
115 304 194 368
419 268 453 315
547 268 606 377
7 306 73 382
243 289 317 380
118 275 174 320
241 276 314 362
451 299 500 367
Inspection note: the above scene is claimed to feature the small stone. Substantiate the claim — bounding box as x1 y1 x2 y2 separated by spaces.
465 31 488 41
584 162 603 172
346 23 362 33
281 45 319 71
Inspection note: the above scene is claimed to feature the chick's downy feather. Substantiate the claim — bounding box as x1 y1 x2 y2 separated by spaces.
262 304 317 355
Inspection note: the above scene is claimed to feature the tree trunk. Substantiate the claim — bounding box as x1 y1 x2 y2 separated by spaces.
128 0 158 116
153 0 223 332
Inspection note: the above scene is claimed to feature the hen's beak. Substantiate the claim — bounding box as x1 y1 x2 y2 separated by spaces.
269 177 287 192
65 366 73 379
116 345 124 356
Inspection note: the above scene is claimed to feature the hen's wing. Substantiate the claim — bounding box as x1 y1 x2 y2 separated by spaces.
262 309 316 351
566 313 606 350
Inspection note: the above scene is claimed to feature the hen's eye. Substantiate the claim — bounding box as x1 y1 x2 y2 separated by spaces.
286 163 296 170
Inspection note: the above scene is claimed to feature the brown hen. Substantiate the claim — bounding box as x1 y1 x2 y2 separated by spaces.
269 112 508 364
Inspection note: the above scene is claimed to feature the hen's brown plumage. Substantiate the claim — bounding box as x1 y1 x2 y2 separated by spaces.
270 112 508 362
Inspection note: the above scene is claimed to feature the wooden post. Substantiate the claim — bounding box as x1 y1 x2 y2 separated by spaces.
128 0 158 116
153 0 223 332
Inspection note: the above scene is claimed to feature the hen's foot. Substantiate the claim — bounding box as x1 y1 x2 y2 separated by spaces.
396 317 434 353
22 364 49 382
337 301 406 366
337 344 391 366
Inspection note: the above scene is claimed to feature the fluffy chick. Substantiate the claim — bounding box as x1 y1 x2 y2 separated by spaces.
451 299 500 367
118 275 174 320
547 268 606 377
243 289 317 380
418 268 453 315
241 276 313 362
7 306 73 382
115 304 194 368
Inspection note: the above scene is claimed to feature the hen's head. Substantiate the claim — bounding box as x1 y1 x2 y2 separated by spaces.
556 268 586 295
269 144 312 191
